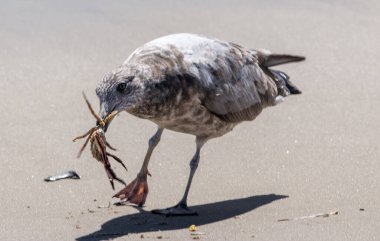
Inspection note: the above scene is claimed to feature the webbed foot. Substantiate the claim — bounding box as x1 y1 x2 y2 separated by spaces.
151 202 198 216
113 174 148 206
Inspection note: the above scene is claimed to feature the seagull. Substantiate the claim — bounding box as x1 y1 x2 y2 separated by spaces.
95 33 305 216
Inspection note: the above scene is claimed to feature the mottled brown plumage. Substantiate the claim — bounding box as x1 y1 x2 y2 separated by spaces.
95 33 304 215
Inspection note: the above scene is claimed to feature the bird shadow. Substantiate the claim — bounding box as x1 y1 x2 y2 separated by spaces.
77 194 288 241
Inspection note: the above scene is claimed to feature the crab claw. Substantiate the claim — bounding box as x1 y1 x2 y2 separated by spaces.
113 173 148 206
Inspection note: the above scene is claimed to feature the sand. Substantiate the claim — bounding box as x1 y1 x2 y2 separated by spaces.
1 0 380 240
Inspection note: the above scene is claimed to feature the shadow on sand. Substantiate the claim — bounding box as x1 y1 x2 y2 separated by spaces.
77 194 287 241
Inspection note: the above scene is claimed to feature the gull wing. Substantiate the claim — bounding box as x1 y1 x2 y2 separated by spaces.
184 40 278 122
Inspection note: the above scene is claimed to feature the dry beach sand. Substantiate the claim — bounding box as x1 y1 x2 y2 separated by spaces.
1 0 380 240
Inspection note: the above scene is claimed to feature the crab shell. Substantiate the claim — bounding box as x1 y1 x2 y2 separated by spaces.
89 128 107 162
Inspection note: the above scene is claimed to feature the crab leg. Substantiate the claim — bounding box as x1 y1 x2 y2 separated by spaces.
82 92 105 127
76 133 93 158
105 141 117 151
104 111 118 124
106 152 128 171
93 131 126 189
73 126 97 142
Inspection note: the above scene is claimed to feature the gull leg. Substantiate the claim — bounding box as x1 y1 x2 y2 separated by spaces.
152 137 207 216
113 128 164 206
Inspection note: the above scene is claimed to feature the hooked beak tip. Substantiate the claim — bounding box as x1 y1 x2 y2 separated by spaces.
97 111 118 132
98 103 119 132
96 120 109 132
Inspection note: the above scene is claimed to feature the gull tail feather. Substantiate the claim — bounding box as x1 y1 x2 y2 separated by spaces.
264 54 305 67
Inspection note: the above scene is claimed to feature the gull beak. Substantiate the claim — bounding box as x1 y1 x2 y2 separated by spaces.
98 103 110 132
96 119 106 131
98 103 118 132
103 113 117 132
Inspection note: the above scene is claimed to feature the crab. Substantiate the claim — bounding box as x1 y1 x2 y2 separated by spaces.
73 93 127 190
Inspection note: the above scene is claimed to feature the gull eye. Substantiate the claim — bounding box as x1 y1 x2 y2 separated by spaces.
116 82 127 93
